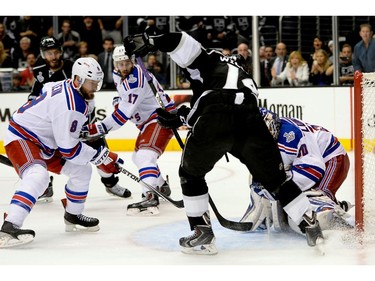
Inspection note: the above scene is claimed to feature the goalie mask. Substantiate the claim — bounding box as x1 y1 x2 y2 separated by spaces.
259 107 281 140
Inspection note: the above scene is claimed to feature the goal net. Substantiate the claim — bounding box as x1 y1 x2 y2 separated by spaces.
354 71 375 240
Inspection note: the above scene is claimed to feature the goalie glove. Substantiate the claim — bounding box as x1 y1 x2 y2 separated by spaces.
156 105 190 129
90 147 123 174
123 32 158 57
80 122 108 141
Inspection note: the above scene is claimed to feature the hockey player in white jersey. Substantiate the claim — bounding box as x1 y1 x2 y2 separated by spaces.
0 57 123 248
241 108 353 243
80 46 174 215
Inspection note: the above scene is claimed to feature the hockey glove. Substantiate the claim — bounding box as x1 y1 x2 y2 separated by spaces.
80 122 108 141
91 147 124 174
123 33 157 57
156 105 190 129
112 96 120 109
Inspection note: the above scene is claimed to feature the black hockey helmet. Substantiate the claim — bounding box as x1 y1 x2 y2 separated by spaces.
40 36 62 58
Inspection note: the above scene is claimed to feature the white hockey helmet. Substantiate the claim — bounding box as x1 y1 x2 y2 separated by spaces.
113 45 130 68
72 57 104 91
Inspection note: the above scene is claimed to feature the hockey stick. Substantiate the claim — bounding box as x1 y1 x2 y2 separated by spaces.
135 56 184 148
120 165 252 231
119 166 184 208
0 154 12 167
209 195 253 231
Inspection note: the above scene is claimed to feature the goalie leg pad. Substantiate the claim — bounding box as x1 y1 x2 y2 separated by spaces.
240 189 271 231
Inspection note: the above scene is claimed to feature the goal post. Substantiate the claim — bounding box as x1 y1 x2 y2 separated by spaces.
354 70 375 236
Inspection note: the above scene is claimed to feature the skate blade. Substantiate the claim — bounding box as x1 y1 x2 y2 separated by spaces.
180 244 218 255
64 223 100 232
314 237 325 256
36 197 53 204
126 206 159 216
0 233 34 248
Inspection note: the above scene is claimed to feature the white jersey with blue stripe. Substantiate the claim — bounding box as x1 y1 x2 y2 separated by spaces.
278 117 346 191
5 79 97 165
102 64 174 132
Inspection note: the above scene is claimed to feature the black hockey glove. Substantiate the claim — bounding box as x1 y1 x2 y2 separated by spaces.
156 105 190 129
123 32 157 57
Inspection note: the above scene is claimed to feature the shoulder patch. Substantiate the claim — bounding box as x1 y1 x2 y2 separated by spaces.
37 72 44 83
128 74 137 84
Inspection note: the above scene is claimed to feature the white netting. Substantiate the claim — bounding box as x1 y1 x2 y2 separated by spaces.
360 72 375 238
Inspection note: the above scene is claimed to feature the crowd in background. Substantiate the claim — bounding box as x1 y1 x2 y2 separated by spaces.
0 15 374 92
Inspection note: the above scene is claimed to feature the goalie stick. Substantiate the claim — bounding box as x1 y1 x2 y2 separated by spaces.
0 154 12 167
120 166 253 231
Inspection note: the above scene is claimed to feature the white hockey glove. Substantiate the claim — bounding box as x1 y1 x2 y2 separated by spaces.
90 147 123 174
80 122 108 141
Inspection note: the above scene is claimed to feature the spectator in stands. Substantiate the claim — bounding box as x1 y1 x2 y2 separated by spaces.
0 23 16 55
10 70 25 91
56 19 80 62
307 36 327 70
259 46 266 62
204 16 237 50
79 16 103 56
326 43 354 85
309 49 333 86
0 41 12 68
236 42 252 75
144 16 169 35
270 42 289 86
175 16 206 45
353 23 375 73
260 45 273 88
18 16 40 55
1 16 20 43
222 47 232 56
271 50 309 87
97 36 115 89
73 41 97 61
20 52 36 89
98 16 124 44
231 16 252 45
11 36 33 69
327 40 334 63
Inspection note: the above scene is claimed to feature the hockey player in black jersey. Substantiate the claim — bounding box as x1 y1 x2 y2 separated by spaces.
124 31 324 254
29 36 131 201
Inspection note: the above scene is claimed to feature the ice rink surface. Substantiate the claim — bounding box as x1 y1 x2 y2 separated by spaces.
0 151 374 279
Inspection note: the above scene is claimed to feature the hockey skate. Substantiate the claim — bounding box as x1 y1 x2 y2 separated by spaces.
179 225 218 255
0 221 35 248
106 183 132 198
101 175 132 198
64 211 100 232
158 178 171 199
37 176 54 203
299 211 324 247
127 192 159 216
